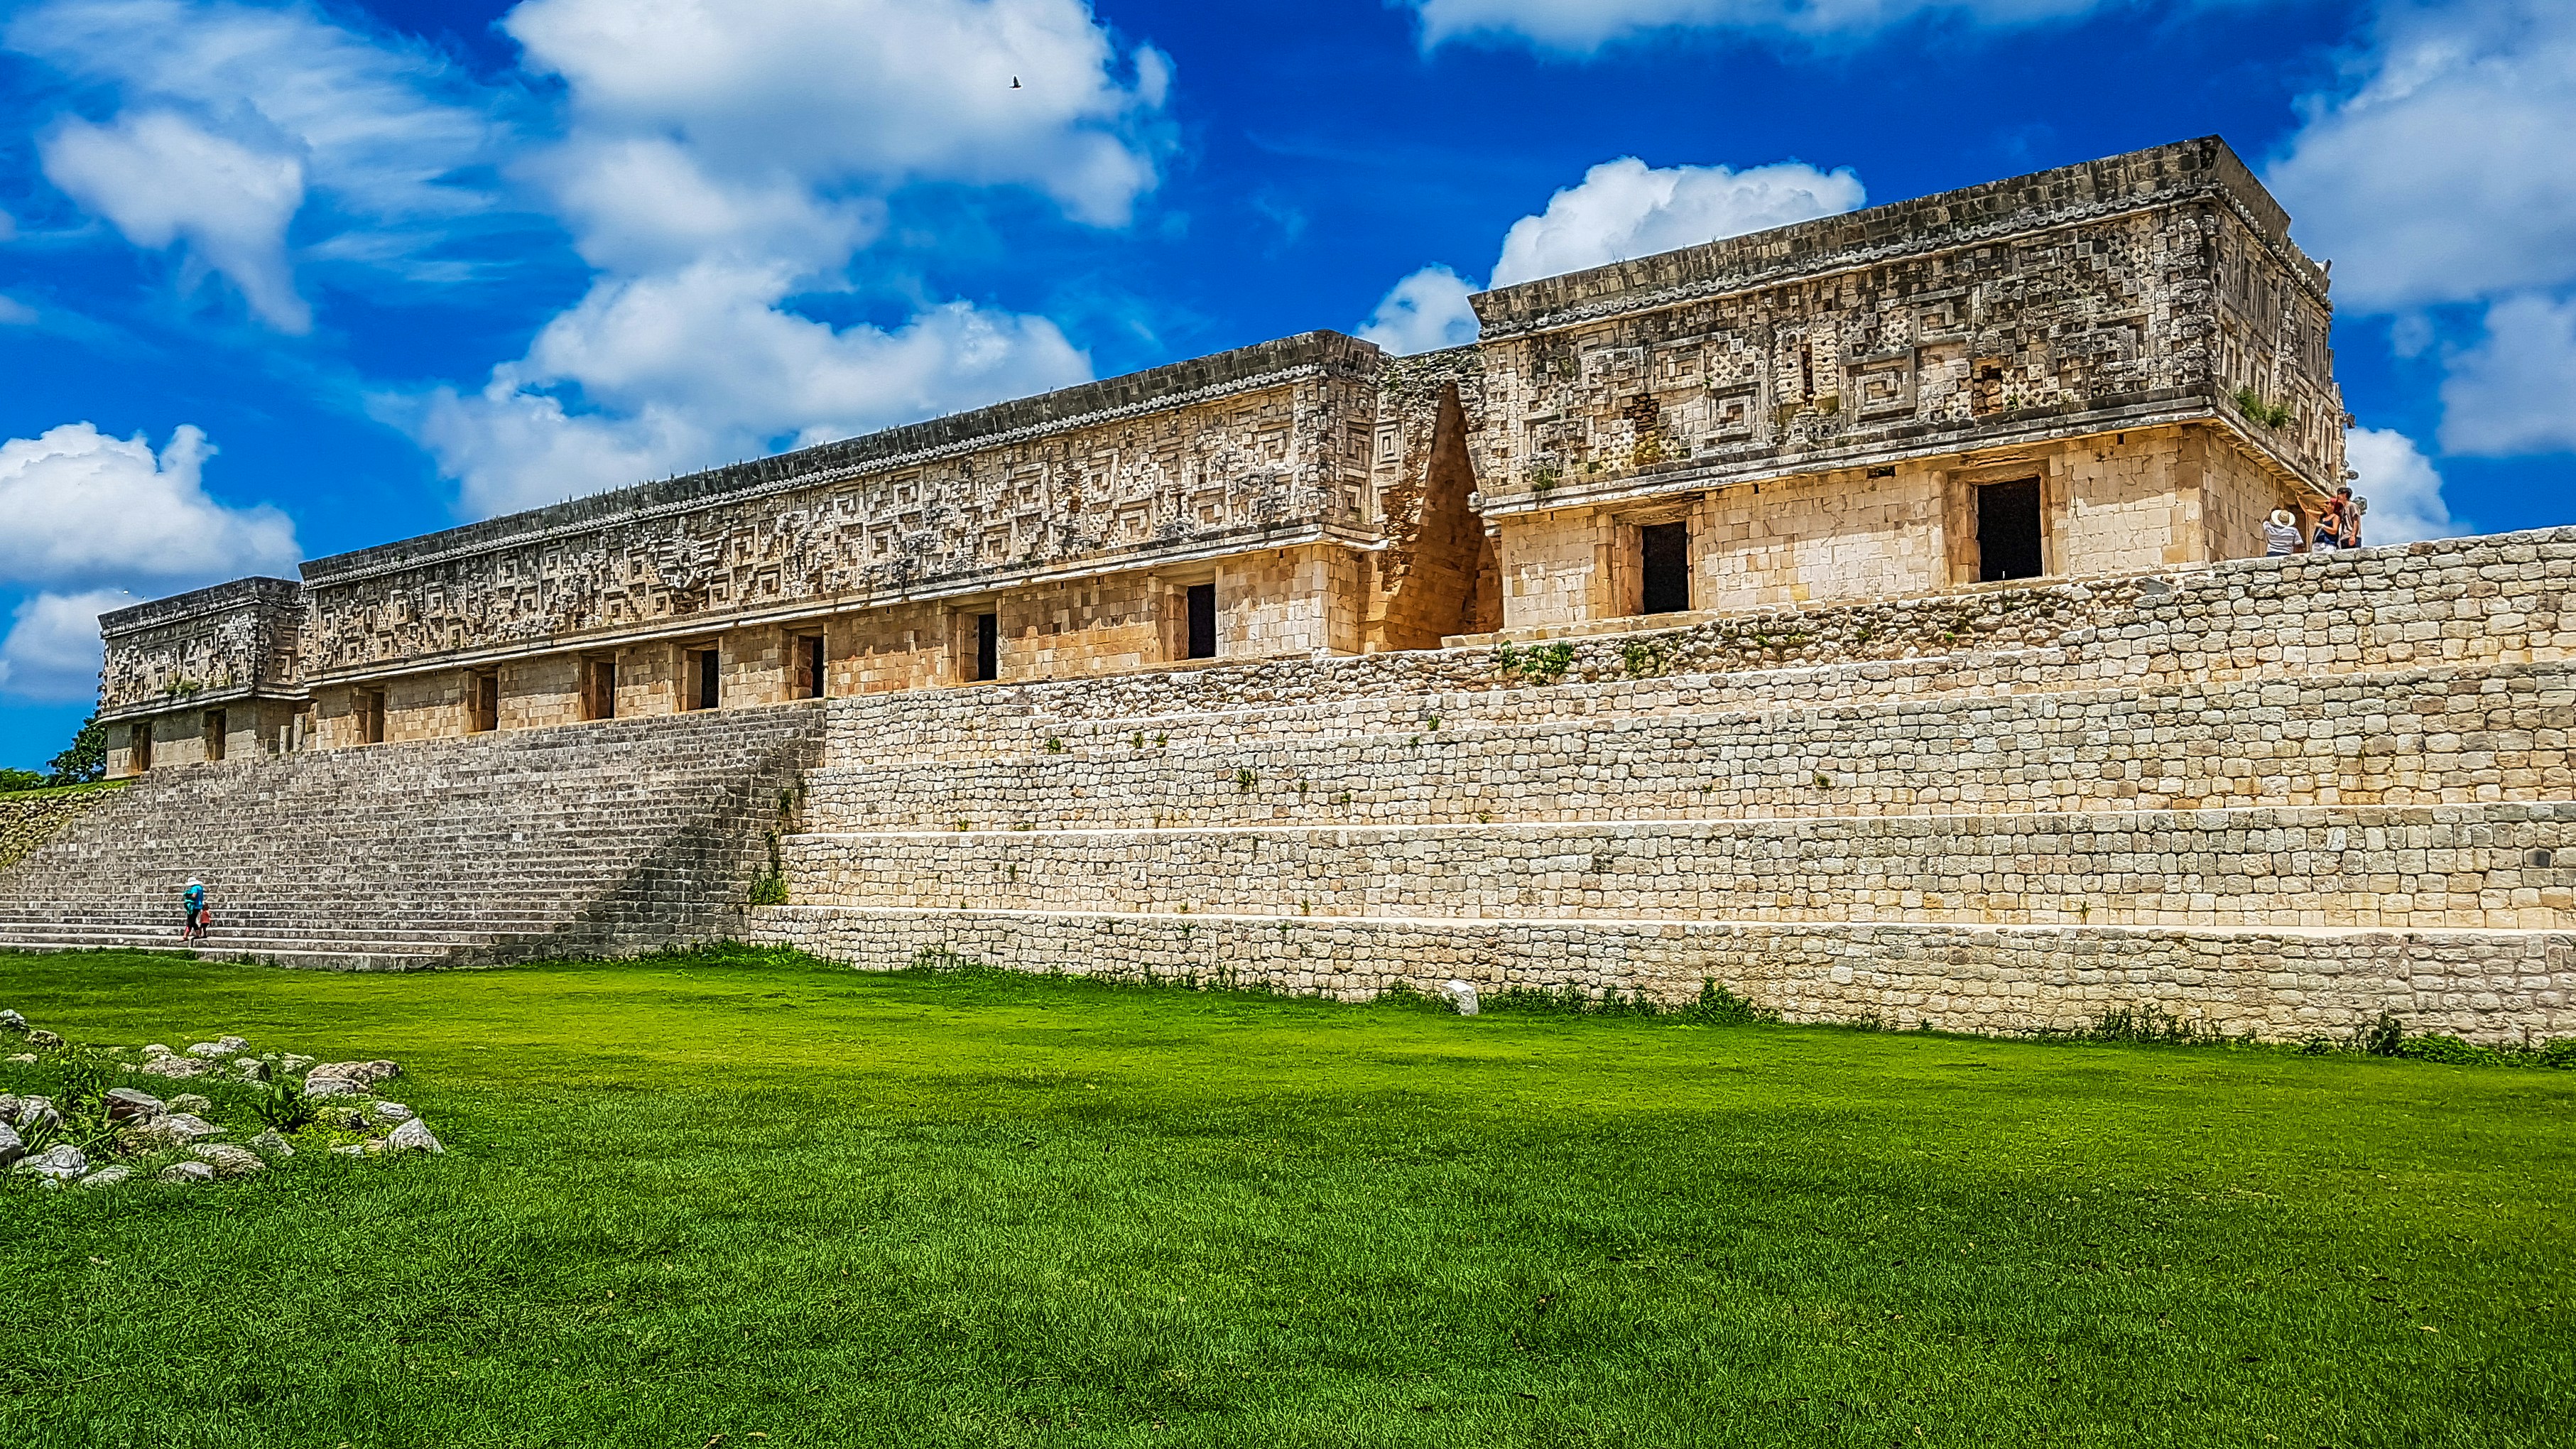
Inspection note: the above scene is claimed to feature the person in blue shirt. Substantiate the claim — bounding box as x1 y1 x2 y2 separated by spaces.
182 878 207 943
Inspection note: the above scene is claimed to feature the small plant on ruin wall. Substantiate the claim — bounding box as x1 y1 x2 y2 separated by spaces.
2232 386 2295 429
1237 769 1256 792
1045 737 1065 753
1295 781 1310 796
745 831 790 906
1154 733 1168 747
1620 639 1673 678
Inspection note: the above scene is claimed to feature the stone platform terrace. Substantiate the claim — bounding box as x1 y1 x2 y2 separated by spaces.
4 527 2572 1043
743 528 2576 1044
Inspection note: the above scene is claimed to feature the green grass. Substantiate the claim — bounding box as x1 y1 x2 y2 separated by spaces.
0 778 125 803
1 948 2569 1448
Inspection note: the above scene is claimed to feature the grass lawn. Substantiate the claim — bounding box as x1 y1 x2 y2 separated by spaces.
1 948 2569 1448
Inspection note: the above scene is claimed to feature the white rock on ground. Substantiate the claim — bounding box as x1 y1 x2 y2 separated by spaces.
303 1076 368 1100
104 1087 165 1122
137 1055 211 1079
190 1144 266 1178
26 1030 60 1049
0 1122 21 1166
1438 979 1482 1016
276 1053 315 1073
13 1096 62 1134
307 1060 401 1092
158 1160 215 1184
138 1112 222 1146
140 1043 171 1057
77 1166 132 1188
2 1054 33 1067
248 1129 295 1158
369 1101 415 1124
167 1094 212 1114
0 1009 25 1031
384 1118 442 1154
16 1145 87 1183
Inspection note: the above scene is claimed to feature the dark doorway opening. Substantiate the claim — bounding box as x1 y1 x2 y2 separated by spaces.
973 613 999 682
798 634 826 699
1977 479 2045 582
359 690 386 744
472 671 500 732
1185 582 1217 659
1640 522 1691 615
694 648 721 710
131 722 153 771
583 658 616 721
202 710 227 762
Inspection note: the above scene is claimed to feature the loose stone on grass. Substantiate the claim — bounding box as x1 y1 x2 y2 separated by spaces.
16 1145 87 1183
167 1094 213 1115
104 1087 165 1122
158 1160 215 1184
76 1166 131 1189
1438 979 1481 1016
0 1122 20 1166
249 1129 295 1158
137 1112 223 1146
385 1118 442 1154
191 1144 266 1178
0 1009 24 1031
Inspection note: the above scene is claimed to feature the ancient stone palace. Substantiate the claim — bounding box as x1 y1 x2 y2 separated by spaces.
18 136 2557 1051
90 137 2344 771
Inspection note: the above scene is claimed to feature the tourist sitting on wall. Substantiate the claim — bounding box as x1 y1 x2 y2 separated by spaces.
2263 508 2303 558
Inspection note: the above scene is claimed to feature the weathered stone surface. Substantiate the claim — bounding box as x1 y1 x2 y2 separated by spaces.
2 1054 33 1066
367 1101 415 1124
0 1009 23 1031
138 1112 222 1146
26 1029 60 1049
137 1054 212 1080
158 1160 215 1184
16 1145 87 1183
77 1166 132 1188
248 1129 295 1158
1437 980 1480 1016
167 1094 212 1114
308 1060 401 1090
384 1118 442 1154
185 1036 246 1059
191 1143 265 1178
0 1122 21 1166
104 1087 166 1122
11 1096 60 1134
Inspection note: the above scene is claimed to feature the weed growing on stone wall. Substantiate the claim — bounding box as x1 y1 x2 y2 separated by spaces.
1236 769 1256 792
1497 641 1576 685
2232 386 2295 428
1045 737 1065 753
745 831 790 907
1482 978 1779 1024
1619 639 1673 678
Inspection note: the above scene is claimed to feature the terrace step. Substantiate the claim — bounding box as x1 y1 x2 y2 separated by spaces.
778 801 2576 930
800 657 2576 830
739 904 2576 1043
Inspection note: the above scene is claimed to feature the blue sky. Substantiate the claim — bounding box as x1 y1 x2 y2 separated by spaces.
3 0 2571 769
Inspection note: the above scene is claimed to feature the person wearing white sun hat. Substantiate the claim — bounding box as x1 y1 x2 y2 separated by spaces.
2263 507 2303 558
181 877 207 943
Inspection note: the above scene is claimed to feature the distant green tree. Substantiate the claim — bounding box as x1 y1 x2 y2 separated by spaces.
45 712 107 786
0 767 45 793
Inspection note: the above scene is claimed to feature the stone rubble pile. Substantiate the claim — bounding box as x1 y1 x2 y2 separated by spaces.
0 1006 445 1191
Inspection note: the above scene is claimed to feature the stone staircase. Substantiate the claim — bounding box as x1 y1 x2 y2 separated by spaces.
0 704 827 969
747 531 2576 1043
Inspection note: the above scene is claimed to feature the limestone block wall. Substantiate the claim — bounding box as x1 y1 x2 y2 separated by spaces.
0 787 121 873
747 909 2571 1046
800 658 2576 830
780 803 2576 930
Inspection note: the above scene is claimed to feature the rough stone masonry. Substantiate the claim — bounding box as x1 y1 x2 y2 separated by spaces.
13 136 2545 1046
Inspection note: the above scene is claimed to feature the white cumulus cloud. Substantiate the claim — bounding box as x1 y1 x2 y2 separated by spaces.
504 0 1170 230
1491 156 1864 287
415 266 1091 516
1357 266 1480 354
0 588 133 702
2343 426 2462 543
1358 156 1862 354
0 423 300 590
10 0 516 325
39 109 309 330
2266 0 2576 313
2438 293 2576 457
407 0 1169 519
1408 0 2106 52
